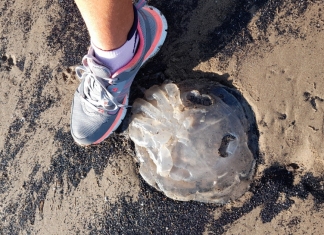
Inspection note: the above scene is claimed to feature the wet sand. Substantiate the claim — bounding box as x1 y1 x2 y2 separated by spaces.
1 0 324 234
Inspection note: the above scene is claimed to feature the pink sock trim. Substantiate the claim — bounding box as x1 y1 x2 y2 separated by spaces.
92 32 139 74
113 20 144 78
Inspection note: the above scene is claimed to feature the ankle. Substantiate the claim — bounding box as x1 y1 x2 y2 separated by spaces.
92 5 139 74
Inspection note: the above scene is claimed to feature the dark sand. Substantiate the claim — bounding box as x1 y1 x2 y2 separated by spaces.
1 0 324 234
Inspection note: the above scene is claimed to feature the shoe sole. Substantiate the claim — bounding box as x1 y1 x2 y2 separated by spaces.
76 5 168 146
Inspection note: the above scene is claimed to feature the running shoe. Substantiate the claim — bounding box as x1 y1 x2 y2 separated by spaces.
70 1 168 145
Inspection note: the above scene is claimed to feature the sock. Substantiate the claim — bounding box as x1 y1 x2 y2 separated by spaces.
92 6 139 74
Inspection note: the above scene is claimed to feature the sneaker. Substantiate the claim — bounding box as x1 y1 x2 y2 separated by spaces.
70 1 168 145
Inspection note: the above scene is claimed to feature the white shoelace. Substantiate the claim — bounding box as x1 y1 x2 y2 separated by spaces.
75 55 124 113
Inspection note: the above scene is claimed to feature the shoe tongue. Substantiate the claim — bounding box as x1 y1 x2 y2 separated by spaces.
86 79 115 109
88 58 112 79
84 58 118 110
84 58 111 90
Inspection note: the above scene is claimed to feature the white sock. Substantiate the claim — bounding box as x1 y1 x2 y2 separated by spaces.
92 31 139 74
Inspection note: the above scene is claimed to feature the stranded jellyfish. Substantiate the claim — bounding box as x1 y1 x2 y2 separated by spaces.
128 80 257 203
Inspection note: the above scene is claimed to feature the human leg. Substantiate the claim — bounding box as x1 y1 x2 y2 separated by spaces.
75 0 138 73
70 0 168 145
75 0 134 50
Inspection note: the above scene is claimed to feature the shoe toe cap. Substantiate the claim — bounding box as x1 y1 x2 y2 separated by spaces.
71 95 109 144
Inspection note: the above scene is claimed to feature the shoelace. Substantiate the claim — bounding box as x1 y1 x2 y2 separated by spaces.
75 55 124 114
74 0 146 114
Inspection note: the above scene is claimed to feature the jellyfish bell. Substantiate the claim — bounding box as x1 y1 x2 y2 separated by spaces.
129 80 257 204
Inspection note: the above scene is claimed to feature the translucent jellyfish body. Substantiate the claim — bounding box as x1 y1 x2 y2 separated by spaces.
129 80 256 203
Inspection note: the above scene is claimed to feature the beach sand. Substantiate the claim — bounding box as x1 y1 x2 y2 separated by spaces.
1 0 324 234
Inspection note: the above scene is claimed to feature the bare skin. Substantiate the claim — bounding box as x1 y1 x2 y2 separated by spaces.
75 0 134 51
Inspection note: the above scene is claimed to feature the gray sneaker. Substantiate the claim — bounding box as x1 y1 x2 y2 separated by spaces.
71 2 168 145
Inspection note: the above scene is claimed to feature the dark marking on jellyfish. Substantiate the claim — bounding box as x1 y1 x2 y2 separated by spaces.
201 95 213 106
186 90 213 106
218 134 236 158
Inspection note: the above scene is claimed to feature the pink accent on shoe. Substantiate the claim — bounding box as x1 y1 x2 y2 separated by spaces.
143 7 163 61
93 95 128 144
92 31 138 74
112 21 145 78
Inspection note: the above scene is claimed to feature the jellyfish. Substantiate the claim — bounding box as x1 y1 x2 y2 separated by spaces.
128 80 256 203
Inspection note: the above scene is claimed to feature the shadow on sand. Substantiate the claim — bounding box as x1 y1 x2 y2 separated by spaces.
1 0 321 234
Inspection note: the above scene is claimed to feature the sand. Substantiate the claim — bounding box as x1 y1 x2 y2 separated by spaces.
1 0 324 234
